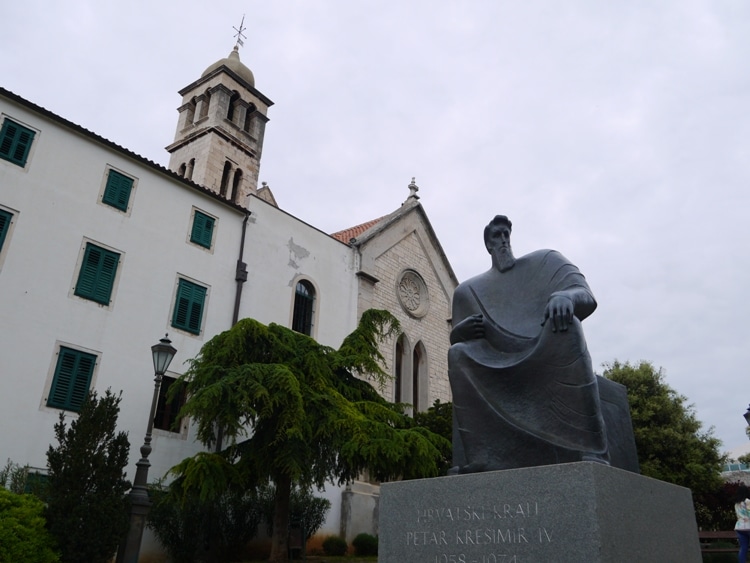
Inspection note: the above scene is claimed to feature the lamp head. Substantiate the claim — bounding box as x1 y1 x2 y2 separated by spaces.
151 334 177 376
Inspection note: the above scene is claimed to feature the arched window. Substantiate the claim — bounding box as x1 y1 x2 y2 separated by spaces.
395 336 404 403
185 97 196 125
187 158 195 181
227 91 240 122
219 161 232 197
198 89 211 120
292 280 315 335
231 168 243 203
394 333 412 407
178 163 186 177
412 341 428 413
243 103 256 132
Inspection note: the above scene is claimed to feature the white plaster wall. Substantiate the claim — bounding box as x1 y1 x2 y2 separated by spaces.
0 95 360 492
242 196 359 349
0 97 246 481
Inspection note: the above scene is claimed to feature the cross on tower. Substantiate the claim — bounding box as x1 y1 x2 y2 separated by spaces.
233 15 247 48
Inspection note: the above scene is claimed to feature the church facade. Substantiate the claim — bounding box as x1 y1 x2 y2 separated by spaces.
0 45 456 555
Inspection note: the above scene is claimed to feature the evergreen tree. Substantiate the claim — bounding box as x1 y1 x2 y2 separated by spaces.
413 399 453 473
46 389 130 563
603 361 724 495
169 310 448 562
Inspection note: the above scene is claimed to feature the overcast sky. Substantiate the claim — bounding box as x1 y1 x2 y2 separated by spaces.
3 1 749 453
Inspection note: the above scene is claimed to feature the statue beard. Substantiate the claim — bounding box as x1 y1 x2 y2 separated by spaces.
494 246 516 272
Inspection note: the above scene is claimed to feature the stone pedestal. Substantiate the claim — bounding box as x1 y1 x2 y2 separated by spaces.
379 462 701 563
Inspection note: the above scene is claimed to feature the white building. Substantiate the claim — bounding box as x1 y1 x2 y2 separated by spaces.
0 45 456 557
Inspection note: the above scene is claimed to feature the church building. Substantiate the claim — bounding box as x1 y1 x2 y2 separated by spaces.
0 42 456 557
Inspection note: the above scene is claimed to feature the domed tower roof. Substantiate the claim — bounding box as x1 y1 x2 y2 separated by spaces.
201 46 255 87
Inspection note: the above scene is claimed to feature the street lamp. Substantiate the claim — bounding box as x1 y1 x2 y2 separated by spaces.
117 335 177 563
744 405 750 429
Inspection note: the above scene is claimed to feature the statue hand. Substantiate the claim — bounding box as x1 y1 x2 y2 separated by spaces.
543 294 574 332
450 314 485 344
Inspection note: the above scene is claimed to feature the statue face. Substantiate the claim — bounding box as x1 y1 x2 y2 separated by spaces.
486 224 515 271
485 224 511 253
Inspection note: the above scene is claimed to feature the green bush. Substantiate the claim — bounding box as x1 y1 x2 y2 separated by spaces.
701 545 738 563
45 389 130 563
147 484 262 563
258 484 331 541
352 532 378 556
322 535 348 556
0 488 60 563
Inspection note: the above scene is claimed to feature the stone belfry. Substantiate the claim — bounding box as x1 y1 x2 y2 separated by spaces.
166 42 273 207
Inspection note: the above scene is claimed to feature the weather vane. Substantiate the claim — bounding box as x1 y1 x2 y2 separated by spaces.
233 15 247 48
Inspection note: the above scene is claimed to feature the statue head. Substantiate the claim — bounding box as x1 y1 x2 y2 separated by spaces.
484 215 515 272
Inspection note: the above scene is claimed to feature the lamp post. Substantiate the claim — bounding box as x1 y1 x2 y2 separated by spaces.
117 335 177 563
744 405 750 431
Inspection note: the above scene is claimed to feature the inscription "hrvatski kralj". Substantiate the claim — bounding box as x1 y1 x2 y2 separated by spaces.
417 503 539 523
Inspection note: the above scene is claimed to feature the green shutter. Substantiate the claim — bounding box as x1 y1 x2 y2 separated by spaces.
74 243 120 305
190 211 215 248
0 209 12 252
48 347 96 411
172 279 207 334
102 169 134 211
0 119 35 167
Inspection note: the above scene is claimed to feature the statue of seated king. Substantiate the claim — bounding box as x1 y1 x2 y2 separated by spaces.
448 215 611 473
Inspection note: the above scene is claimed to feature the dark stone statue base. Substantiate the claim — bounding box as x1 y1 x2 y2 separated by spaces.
379 462 701 563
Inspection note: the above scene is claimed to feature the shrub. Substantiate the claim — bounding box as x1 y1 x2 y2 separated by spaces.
258 484 332 541
352 532 378 556
147 483 262 563
322 535 348 556
0 488 60 563
45 389 130 563
702 547 738 563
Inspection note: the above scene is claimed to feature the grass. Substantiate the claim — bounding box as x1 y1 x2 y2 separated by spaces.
244 557 377 562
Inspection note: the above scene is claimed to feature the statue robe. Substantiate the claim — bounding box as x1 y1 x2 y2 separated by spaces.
449 249 607 471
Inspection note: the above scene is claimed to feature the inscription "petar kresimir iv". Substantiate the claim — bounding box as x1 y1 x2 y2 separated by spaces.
404 503 551 561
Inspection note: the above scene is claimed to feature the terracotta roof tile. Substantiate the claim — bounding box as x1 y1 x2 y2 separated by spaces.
331 216 385 243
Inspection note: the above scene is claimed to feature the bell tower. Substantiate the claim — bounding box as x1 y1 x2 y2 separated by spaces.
166 44 273 207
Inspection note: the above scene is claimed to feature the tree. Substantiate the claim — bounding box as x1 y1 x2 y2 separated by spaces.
602 361 724 499
169 310 448 562
413 399 453 473
45 389 131 563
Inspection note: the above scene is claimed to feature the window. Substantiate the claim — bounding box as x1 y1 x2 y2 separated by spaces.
154 375 185 432
243 104 256 132
219 161 232 197
190 210 215 249
0 118 35 167
413 343 423 413
48 346 96 411
231 169 243 203
412 341 428 414
172 278 207 334
292 280 315 335
227 91 240 122
102 169 134 212
74 243 120 305
0 209 12 252
393 334 411 403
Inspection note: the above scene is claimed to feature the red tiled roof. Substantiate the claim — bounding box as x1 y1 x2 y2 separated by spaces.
331 216 385 243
